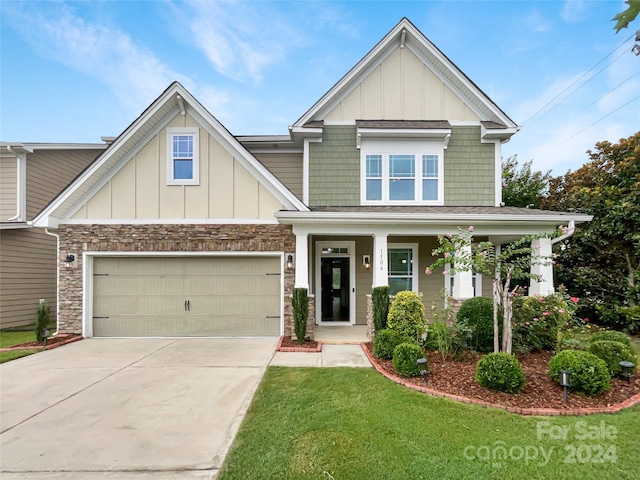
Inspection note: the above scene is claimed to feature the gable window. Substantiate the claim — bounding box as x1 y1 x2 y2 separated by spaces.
388 244 418 295
166 127 199 185
360 139 444 205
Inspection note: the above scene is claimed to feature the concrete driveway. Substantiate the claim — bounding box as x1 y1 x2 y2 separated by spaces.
0 338 278 479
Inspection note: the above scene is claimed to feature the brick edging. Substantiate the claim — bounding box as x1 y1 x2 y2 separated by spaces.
0 335 83 352
360 343 640 416
276 336 323 352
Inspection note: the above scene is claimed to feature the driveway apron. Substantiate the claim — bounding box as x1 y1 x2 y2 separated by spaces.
0 338 277 479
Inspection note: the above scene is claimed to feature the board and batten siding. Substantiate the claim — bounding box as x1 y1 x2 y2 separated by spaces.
252 151 303 200
323 46 481 123
72 113 284 220
0 228 57 328
0 155 17 221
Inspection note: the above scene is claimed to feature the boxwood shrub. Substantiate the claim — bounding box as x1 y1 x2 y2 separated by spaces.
475 353 526 394
373 329 403 360
392 343 425 377
548 350 610 396
387 291 426 343
456 297 497 353
588 340 637 377
589 330 633 350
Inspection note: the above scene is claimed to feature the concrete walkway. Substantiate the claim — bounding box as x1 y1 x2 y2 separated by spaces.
270 344 371 367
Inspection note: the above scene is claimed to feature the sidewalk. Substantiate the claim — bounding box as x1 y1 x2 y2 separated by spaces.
270 344 372 367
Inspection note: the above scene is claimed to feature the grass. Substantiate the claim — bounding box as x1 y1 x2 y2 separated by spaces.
219 367 640 480
0 327 41 364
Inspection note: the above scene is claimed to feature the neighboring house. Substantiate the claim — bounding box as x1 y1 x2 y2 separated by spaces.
31 18 590 339
0 142 105 328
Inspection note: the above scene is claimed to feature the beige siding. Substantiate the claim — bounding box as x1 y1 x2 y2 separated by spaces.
75 112 283 221
0 228 57 328
252 151 303 199
0 156 17 221
324 47 481 122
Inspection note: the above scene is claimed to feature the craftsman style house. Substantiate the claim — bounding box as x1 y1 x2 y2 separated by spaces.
30 18 590 338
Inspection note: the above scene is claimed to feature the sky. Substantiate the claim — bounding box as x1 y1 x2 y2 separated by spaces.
1 0 639 176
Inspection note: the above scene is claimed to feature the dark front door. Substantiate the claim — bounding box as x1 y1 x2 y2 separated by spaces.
320 257 350 321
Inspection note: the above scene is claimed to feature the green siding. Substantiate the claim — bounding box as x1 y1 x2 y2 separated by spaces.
309 126 360 206
444 126 495 206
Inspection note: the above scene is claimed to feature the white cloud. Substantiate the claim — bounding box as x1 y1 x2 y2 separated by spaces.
561 0 588 23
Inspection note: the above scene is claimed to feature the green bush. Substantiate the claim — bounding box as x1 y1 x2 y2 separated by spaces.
292 288 309 345
372 286 390 332
35 299 50 342
387 291 426 343
456 297 497 352
548 350 611 396
588 340 637 377
513 294 569 353
424 322 447 351
589 330 633 350
475 353 526 394
392 343 425 377
373 329 403 360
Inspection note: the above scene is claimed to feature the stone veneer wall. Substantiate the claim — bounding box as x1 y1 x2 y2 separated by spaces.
55 223 314 338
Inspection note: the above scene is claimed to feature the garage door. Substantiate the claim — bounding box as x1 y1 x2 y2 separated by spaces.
92 256 281 337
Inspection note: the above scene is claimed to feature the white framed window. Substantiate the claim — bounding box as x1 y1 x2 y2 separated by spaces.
388 244 418 295
360 139 444 205
166 127 199 185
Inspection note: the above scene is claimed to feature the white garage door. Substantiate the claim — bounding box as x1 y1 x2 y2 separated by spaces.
92 256 281 337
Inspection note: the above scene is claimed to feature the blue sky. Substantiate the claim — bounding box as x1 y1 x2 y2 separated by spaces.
1 0 638 175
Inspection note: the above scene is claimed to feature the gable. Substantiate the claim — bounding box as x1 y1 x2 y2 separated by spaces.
71 112 283 221
323 46 481 123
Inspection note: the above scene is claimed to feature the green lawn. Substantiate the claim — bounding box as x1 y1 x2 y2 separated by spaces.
0 328 39 363
219 367 640 480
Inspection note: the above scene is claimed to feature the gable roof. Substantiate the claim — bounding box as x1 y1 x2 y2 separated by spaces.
293 17 518 130
33 82 308 227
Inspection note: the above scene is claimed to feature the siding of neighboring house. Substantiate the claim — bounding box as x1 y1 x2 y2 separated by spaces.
252 151 303 199
0 155 17 221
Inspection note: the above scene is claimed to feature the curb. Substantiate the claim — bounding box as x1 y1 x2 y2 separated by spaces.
0 335 83 352
360 342 640 416
276 336 323 352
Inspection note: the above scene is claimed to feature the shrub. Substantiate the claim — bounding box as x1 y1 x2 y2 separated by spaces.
548 350 610 396
387 291 426 343
35 299 50 342
392 343 425 377
456 297 497 352
588 341 637 377
435 320 473 361
589 330 633 350
513 294 569 353
424 322 447 351
292 288 309 345
372 286 390 332
373 329 403 360
475 353 526 394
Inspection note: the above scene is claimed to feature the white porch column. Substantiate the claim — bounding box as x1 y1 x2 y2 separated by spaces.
294 233 309 289
372 232 388 287
530 237 554 296
452 242 474 299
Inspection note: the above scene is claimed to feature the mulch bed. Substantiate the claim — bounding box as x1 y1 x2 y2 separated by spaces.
277 336 322 352
363 342 640 412
1 334 82 351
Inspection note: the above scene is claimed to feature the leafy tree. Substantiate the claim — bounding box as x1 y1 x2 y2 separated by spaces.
612 0 640 32
427 228 554 354
502 155 551 209
542 131 640 332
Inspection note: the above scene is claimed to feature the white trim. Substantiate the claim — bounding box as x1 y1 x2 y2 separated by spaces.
444 264 483 299
20 143 108 150
322 120 356 126
388 243 419 294
493 139 502 207
166 127 200 186
315 241 356 326
82 251 285 338
60 218 279 225
12 153 27 221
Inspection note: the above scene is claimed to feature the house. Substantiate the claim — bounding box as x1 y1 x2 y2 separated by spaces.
31 18 590 339
0 142 105 328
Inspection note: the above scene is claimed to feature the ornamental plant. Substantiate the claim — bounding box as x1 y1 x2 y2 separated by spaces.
292 288 309 344
475 353 526 394
512 294 570 353
373 329 403 360
456 296 498 353
372 286 390 332
392 342 425 377
548 350 610 396
588 340 637 377
35 299 50 342
589 330 633 350
387 291 426 343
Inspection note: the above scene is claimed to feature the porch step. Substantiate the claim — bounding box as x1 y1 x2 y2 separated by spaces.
314 325 369 345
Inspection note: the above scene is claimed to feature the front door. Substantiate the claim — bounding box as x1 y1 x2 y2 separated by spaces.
320 257 350 321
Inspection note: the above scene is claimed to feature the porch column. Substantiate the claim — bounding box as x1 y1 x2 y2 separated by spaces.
530 237 554 296
452 242 474 299
294 233 309 289
372 232 388 287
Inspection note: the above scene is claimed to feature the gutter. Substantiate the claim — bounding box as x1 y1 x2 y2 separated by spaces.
551 220 576 245
44 228 60 337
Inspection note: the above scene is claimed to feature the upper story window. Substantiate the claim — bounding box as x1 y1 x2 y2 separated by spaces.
166 127 199 185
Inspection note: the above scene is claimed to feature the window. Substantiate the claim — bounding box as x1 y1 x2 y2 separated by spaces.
388 245 418 295
444 264 483 298
360 140 443 205
167 127 199 185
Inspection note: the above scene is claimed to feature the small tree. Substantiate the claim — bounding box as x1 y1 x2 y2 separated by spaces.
427 227 554 354
292 288 309 344
36 299 50 342
372 286 390 332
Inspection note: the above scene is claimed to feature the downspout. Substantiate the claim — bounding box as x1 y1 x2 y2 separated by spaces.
44 228 60 336
551 220 576 245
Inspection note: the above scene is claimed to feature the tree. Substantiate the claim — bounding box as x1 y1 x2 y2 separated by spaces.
502 155 551 209
612 0 640 32
542 131 640 332
427 228 554 354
